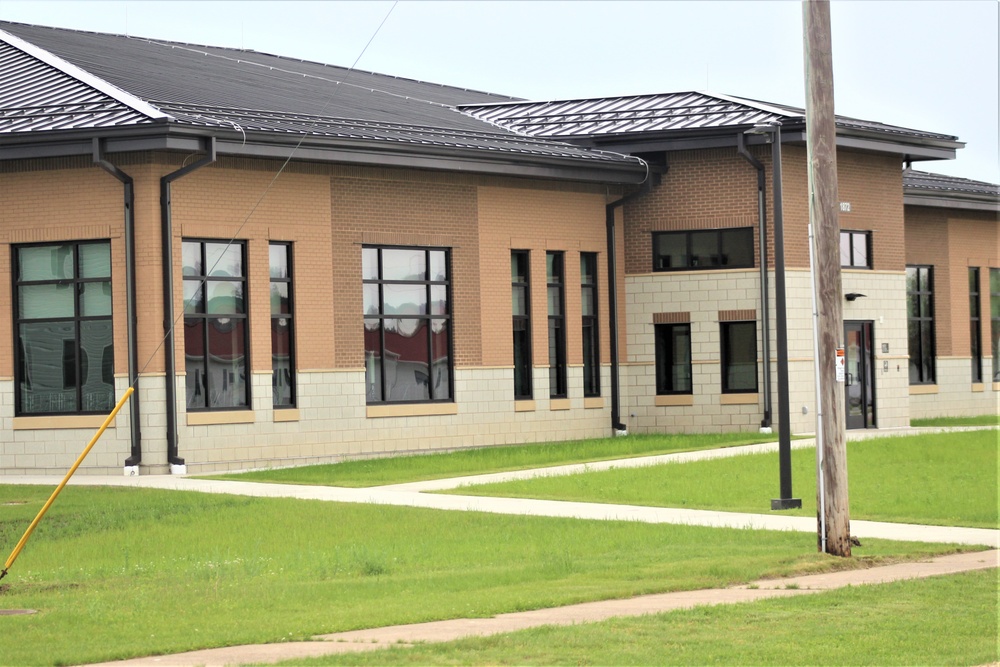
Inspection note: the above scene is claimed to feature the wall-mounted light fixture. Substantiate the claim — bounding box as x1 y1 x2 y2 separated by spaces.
844 292 867 302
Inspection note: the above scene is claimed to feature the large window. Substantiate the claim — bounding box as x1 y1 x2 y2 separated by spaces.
13 241 114 415
970 268 982 384
906 265 935 385
721 321 758 393
653 228 754 272
992 269 1000 382
511 251 532 399
183 240 249 410
363 246 452 403
655 323 692 395
270 243 295 408
840 230 872 269
547 251 567 398
580 253 600 397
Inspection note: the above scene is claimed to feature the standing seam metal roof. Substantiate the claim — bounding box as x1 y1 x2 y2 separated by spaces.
0 21 644 170
458 91 960 143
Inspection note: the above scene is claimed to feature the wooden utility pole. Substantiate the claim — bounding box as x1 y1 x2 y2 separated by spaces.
803 0 852 557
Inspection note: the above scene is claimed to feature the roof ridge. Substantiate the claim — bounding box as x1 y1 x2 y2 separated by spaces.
0 26 171 122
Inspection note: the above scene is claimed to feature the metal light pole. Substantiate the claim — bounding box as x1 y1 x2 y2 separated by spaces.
748 122 801 511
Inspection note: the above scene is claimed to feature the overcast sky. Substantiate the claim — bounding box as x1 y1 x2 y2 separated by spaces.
1 1 997 184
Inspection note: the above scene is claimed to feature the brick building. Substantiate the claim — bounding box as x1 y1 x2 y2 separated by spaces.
1 23 995 476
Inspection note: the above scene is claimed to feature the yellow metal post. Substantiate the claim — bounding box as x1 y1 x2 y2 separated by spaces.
1 387 135 580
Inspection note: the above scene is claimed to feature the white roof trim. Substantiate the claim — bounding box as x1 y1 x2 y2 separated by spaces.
709 92 804 120
0 28 172 121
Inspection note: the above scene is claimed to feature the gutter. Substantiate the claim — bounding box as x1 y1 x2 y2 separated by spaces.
92 138 141 471
736 133 773 429
161 137 217 473
605 163 660 433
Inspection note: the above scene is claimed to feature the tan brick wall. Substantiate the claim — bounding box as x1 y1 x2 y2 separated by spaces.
477 186 611 371
169 156 335 372
0 157 128 377
781 147 904 271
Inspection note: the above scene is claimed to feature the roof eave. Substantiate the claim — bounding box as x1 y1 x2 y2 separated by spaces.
0 125 648 184
904 191 1000 213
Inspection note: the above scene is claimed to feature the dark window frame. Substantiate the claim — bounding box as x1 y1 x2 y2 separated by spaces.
547 251 567 399
720 321 759 393
840 230 873 269
580 252 600 398
991 268 1000 382
652 228 755 272
270 242 296 408
907 265 936 385
511 250 532 400
12 240 115 416
970 267 982 384
363 245 453 405
655 322 692 395
182 238 251 411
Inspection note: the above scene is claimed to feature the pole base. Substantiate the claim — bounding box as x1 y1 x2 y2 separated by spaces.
771 498 802 510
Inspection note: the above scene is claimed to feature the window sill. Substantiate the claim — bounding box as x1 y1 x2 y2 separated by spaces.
720 393 758 405
655 394 694 407
549 398 571 411
367 403 458 418
274 408 300 422
909 385 939 395
971 383 985 393
583 397 605 409
514 400 536 412
187 411 256 426
13 415 115 431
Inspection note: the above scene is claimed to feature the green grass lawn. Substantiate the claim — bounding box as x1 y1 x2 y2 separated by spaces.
0 485 967 666
910 414 1000 427
447 431 999 529
285 569 999 666
208 432 788 487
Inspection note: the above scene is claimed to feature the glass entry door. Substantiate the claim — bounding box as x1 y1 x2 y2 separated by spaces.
844 321 876 430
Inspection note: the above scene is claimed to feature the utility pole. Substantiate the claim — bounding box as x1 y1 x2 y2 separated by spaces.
803 0 852 557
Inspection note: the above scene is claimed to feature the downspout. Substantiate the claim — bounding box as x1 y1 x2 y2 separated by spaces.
605 165 660 433
92 138 141 469
161 138 217 471
736 133 773 429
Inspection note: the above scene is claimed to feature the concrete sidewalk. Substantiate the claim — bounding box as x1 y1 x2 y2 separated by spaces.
6 432 998 547
83 549 999 667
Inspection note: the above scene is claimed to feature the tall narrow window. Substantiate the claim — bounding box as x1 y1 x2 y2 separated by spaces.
906 265 935 385
721 321 758 393
182 240 249 410
270 243 295 407
655 323 692 395
580 253 600 397
13 241 114 415
363 246 452 403
511 251 532 399
991 269 1000 382
970 267 982 383
547 251 567 398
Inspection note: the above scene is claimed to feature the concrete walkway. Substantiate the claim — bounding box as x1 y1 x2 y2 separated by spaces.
83 549 999 667
8 430 999 548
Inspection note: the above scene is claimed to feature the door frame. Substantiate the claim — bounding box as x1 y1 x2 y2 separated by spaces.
844 320 877 430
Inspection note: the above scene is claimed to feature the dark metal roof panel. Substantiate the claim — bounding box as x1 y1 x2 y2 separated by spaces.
903 169 999 197
0 21 645 173
0 37 153 133
459 92 962 145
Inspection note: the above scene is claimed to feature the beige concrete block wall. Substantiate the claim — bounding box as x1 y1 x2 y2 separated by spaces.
910 358 999 419
620 269 911 435
169 364 613 475
0 377 134 475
